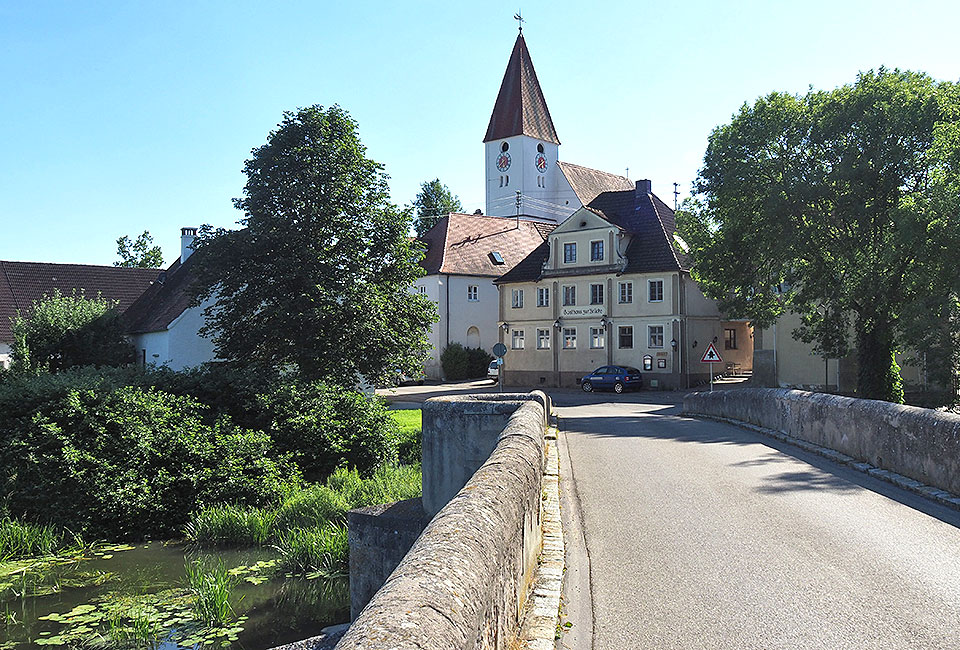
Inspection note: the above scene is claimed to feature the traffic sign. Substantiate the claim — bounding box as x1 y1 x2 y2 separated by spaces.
493 342 507 358
700 342 723 364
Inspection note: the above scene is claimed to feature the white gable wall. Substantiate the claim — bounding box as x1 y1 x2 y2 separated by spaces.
131 299 217 371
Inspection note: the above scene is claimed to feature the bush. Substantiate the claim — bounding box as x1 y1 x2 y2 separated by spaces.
440 343 492 380
0 385 294 538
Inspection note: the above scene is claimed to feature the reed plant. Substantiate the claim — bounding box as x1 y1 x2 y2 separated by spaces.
0 517 63 560
184 505 275 547
184 560 236 626
326 464 422 509
273 485 350 530
275 523 348 577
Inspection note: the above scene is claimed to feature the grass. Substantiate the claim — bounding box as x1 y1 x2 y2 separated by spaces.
325 464 422 510
184 505 275 548
184 560 236 626
389 408 422 465
275 523 349 577
0 517 63 561
274 485 350 530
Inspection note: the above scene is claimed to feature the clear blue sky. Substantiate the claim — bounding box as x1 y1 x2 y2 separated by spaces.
2 1 959 265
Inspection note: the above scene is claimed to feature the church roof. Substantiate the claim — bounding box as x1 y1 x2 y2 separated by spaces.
495 187 689 284
418 212 555 278
483 34 560 145
0 261 159 343
556 161 634 206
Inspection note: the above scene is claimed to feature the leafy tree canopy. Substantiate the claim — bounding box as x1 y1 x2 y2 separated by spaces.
191 105 437 383
115 230 164 268
679 69 960 401
413 178 462 237
11 289 134 373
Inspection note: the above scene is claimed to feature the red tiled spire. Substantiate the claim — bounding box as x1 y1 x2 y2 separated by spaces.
483 34 560 144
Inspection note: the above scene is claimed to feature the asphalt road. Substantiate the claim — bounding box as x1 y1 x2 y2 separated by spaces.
557 399 960 649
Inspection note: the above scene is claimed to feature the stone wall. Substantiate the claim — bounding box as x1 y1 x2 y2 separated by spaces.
336 393 548 650
683 388 960 495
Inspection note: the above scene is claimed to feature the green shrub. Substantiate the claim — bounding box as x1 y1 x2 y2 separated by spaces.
0 385 294 538
274 485 350 530
184 505 275 547
440 343 492 380
275 523 348 577
388 409 421 465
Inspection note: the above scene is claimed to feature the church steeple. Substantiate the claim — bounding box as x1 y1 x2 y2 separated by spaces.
483 34 560 145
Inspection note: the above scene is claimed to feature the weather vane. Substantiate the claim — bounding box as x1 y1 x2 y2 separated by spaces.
514 10 525 33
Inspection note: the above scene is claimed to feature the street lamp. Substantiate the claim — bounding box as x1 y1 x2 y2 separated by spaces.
553 319 562 330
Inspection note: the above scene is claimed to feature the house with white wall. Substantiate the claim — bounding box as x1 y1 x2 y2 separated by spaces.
123 228 217 370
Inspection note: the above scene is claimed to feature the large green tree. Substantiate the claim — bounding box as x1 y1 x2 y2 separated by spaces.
680 69 960 401
191 105 436 383
115 230 164 268
11 290 134 373
412 178 462 237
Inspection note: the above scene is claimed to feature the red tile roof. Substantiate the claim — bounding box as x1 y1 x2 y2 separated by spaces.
0 261 159 342
483 34 560 145
419 213 555 278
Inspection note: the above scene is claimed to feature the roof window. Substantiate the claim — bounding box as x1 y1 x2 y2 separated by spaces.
490 251 505 265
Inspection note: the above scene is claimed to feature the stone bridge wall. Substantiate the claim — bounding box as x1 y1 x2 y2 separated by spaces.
336 392 548 650
683 388 960 496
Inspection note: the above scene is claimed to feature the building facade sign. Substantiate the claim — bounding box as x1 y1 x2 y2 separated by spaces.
560 306 604 318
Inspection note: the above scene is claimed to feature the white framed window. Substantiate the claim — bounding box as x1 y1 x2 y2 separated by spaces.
467 285 478 302
562 285 576 306
590 283 604 305
537 286 550 307
619 325 634 349
648 325 664 348
648 279 664 302
512 329 525 349
590 326 605 349
418 285 426 295
563 327 577 349
563 242 577 264
511 289 524 308
537 328 551 349
590 240 604 261
618 282 633 303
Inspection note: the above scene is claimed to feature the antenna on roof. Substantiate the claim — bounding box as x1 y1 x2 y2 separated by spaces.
626 167 629 180
514 10 524 33
673 182 680 210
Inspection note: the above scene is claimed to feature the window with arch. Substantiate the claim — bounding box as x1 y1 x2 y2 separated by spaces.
537 143 544 153
501 142 509 152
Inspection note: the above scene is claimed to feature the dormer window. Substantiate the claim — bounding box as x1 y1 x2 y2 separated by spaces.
563 242 577 264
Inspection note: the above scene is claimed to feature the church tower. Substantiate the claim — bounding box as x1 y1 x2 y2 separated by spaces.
484 33 564 221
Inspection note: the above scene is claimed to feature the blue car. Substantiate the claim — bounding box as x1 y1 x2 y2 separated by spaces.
580 366 643 393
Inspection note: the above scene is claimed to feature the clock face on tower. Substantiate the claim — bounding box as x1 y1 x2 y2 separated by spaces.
535 152 548 173
496 151 512 172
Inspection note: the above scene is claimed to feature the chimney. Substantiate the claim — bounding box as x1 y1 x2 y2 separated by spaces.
180 227 197 262
635 179 652 197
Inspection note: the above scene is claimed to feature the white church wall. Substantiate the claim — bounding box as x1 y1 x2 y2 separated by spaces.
165 302 217 370
0 342 10 369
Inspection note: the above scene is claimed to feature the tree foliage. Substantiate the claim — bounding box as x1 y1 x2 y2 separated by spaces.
11 289 134 373
679 69 960 401
413 178 462 237
191 105 436 383
115 230 164 268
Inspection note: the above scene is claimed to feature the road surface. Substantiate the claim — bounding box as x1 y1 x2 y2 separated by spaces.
557 398 960 649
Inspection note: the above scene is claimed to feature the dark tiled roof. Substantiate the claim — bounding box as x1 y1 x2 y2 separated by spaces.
123 255 196 334
497 187 689 284
483 34 560 144
556 161 634 206
418 213 554 278
0 261 159 342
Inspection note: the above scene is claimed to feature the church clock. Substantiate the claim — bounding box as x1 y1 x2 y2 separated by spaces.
535 152 548 173
496 151 512 172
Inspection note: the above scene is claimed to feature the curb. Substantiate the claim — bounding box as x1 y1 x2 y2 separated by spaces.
518 428 564 650
687 412 960 511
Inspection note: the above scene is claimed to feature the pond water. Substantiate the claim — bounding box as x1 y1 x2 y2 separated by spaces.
0 542 349 649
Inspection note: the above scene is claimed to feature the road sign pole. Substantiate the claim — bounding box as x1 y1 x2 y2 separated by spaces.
710 361 713 391
498 358 503 393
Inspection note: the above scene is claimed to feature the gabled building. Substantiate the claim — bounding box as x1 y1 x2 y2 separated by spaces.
415 212 553 379
494 181 753 389
0 260 159 369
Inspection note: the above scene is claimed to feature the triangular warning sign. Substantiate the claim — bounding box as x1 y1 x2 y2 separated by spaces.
700 342 723 364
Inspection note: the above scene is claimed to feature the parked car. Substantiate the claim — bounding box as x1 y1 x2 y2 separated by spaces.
395 369 425 386
488 358 502 382
579 366 643 393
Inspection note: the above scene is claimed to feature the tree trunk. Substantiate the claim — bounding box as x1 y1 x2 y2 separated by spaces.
855 317 904 403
